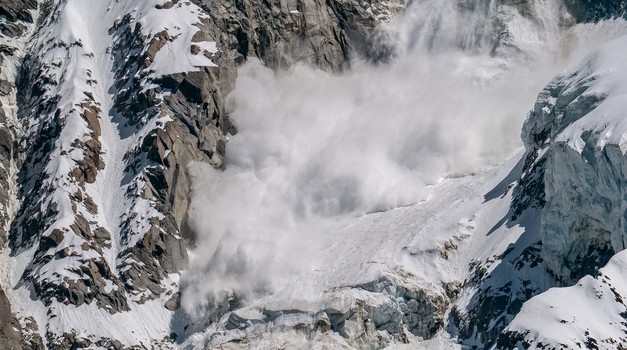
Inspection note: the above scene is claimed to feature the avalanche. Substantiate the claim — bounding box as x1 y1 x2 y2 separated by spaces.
1 0 627 349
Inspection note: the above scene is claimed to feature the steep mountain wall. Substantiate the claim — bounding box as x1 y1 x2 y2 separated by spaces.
564 0 627 22
495 30 627 350
0 0 43 348
450 9 627 350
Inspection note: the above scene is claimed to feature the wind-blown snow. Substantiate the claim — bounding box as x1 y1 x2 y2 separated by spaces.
182 0 627 317
183 51 548 306
183 152 525 349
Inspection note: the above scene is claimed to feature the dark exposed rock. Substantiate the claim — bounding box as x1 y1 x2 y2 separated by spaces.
143 30 174 68
0 22 27 38
155 0 179 10
46 331 92 350
0 0 37 23
496 330 532 349
20 317 44 350
0 0 36 250
191 0 405 73
0 1 39 346
165 292 181 311
564 0 627 22
0 289 23 350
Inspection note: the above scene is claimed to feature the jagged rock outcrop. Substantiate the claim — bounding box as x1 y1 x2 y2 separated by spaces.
0 290 23 350
519 62 625 282
180 272 451 349
0 0 41 348
191 0 406 72
452 13 627 349
0 0 37 255
488 30 627 350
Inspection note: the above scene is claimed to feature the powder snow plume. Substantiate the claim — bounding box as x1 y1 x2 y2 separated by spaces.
179 0 627 313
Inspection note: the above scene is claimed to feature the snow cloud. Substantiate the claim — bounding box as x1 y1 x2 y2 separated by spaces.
179 0 627 314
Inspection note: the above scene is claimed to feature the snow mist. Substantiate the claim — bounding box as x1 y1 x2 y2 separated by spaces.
180 0 626 313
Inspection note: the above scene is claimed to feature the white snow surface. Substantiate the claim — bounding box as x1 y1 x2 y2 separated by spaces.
504 250 627 349
183 153 525 349
553 34 627 153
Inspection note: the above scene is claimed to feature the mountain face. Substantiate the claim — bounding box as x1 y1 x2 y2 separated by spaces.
0 0 627 349
496 32 627 349
0 0 405 348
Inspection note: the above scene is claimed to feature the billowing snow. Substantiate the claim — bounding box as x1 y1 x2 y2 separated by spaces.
182 152 525 348
179 0 627 348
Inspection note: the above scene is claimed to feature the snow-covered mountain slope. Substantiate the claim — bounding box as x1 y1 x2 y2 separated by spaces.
500 249 627 349
179 153 526 349
0 1 39 347
4 0 222 347
496 30 627 350
2 0 627 349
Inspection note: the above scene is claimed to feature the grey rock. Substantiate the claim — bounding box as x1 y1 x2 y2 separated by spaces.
165 292 181 311
0 22 27 38
185 273 450 349
0 289 23 350
518 65 622 283
192 0 406 72
0 0 37 23
20 317 44 350
564 0 627 22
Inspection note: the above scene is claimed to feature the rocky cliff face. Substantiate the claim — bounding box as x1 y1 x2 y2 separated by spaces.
0 1 43 348
190 0 406 72
450 9 627 349
493 31 627 350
